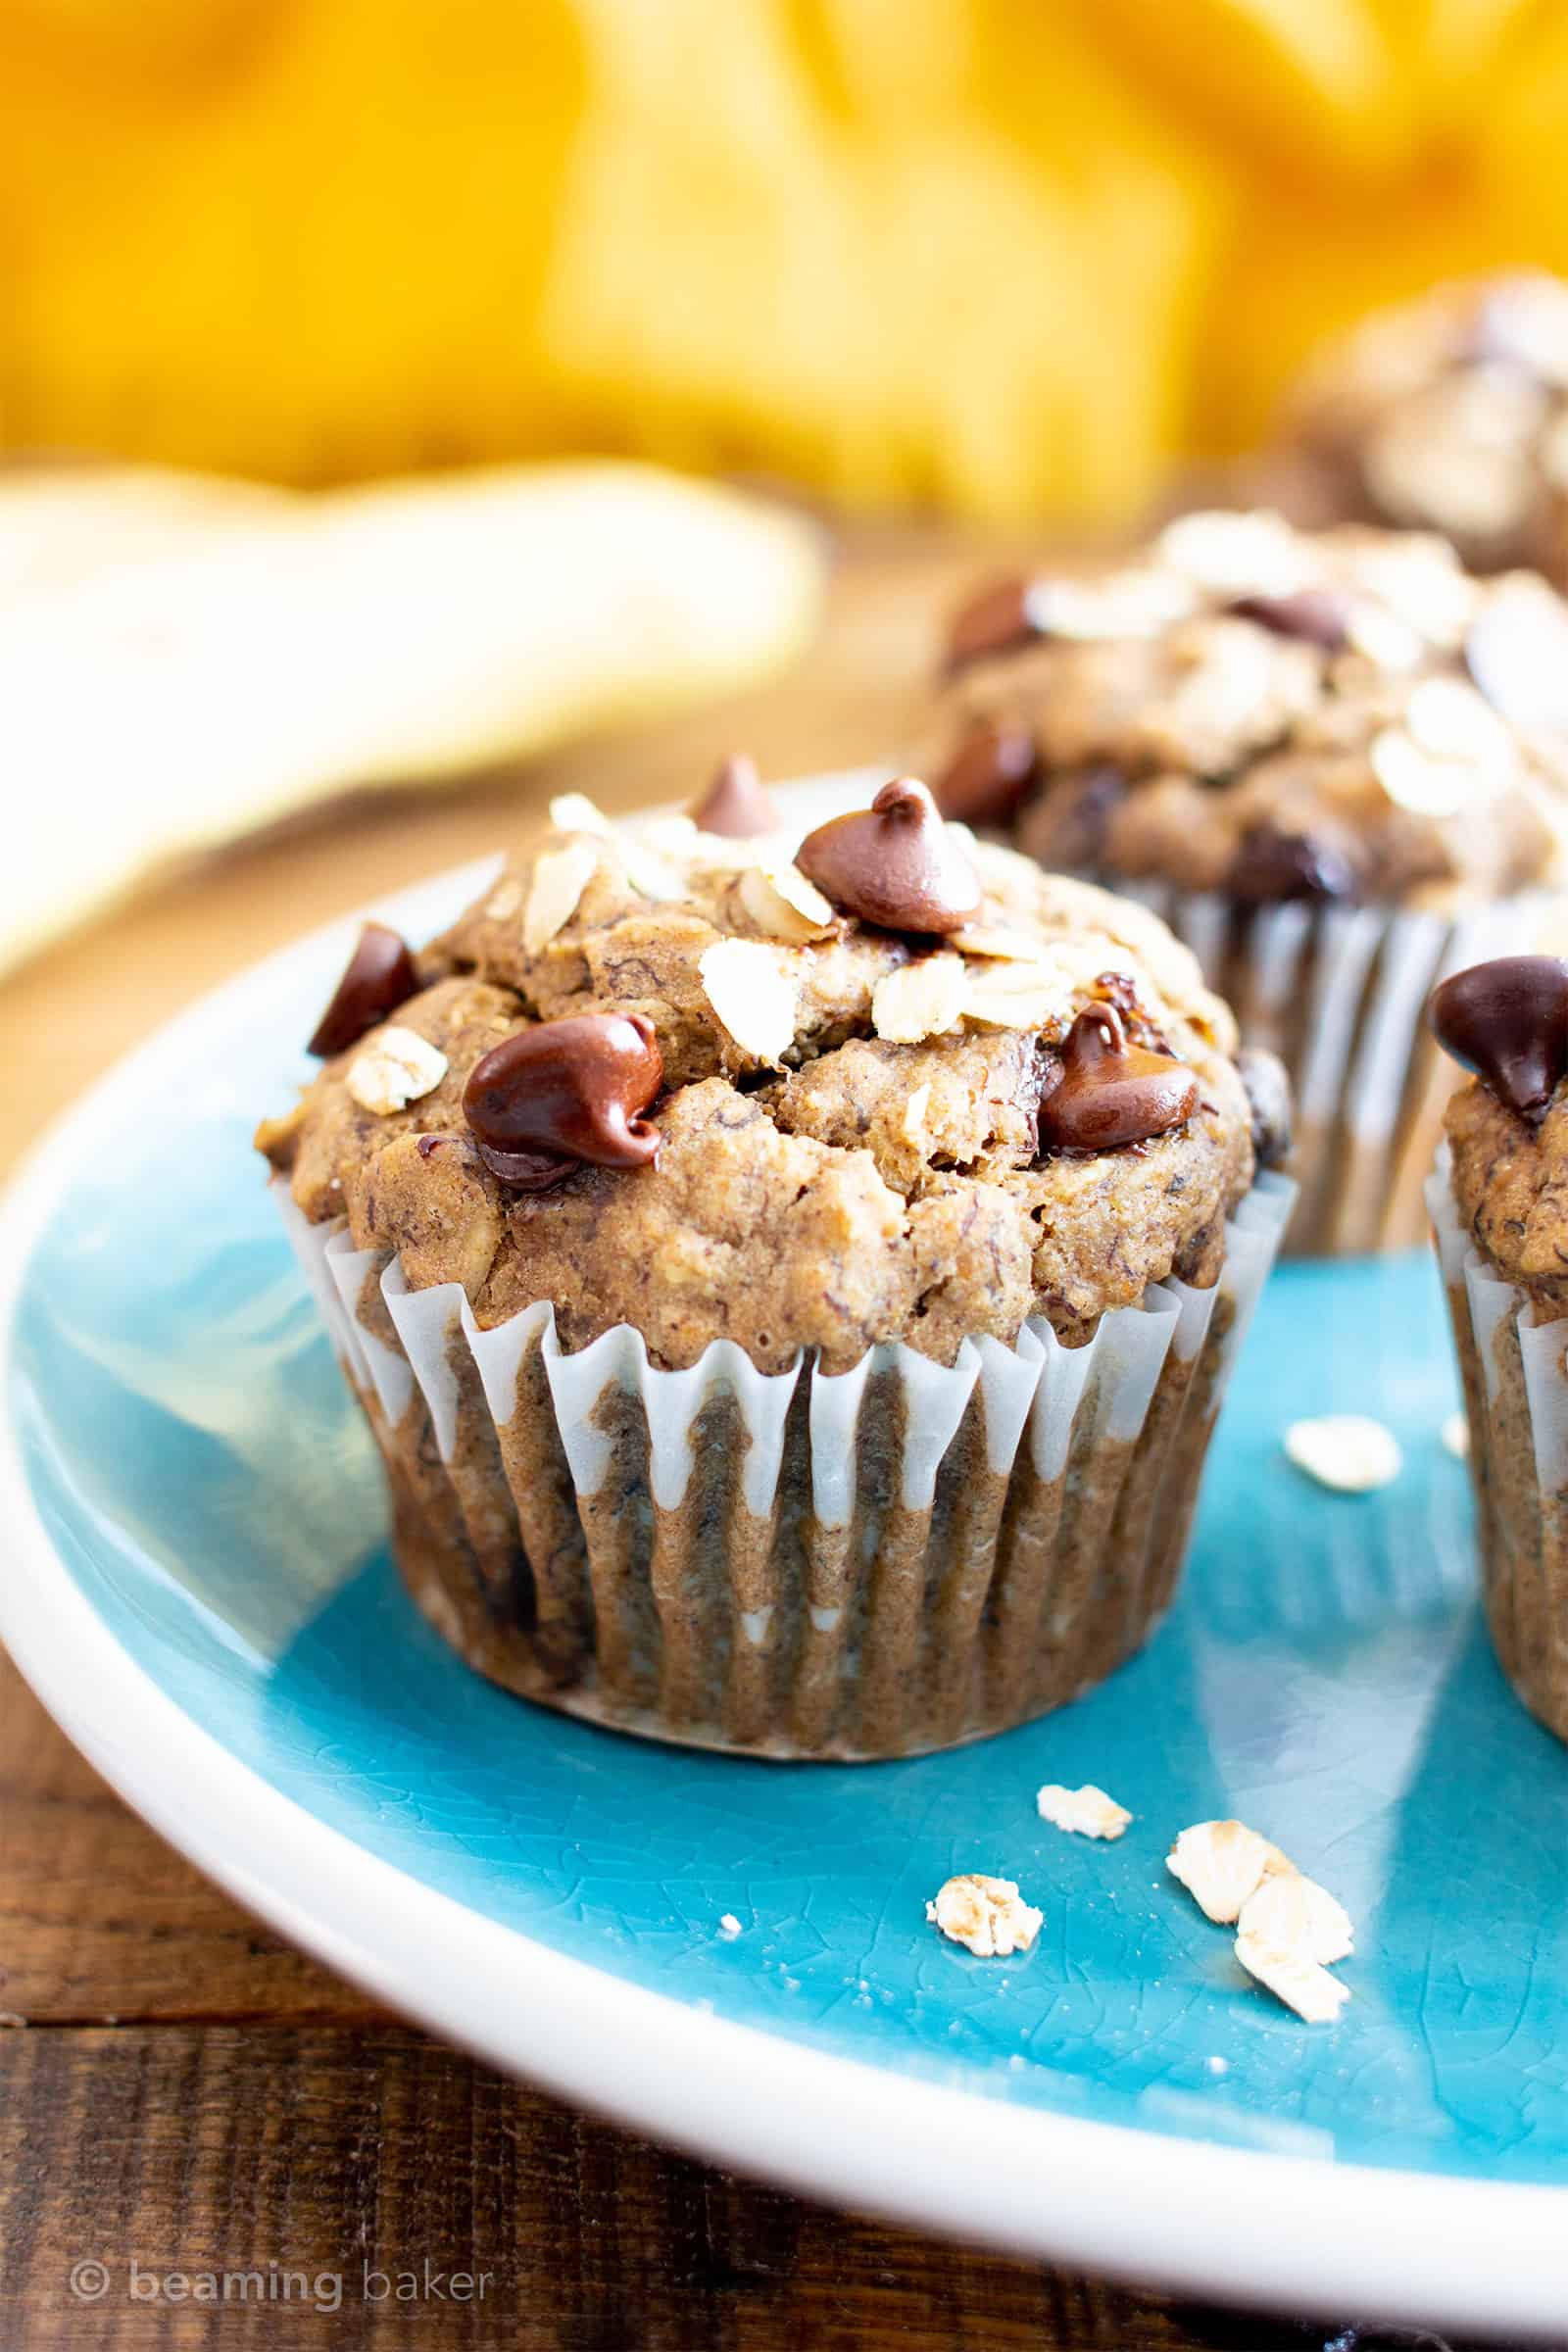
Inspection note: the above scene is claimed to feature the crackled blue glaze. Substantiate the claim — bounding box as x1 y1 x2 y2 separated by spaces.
10 902 1568 2183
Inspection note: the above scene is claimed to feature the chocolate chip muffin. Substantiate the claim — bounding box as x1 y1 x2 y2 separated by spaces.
929 510 1568 1256
259 771 1293 1758
1428 955 1568 1746
1270 272 1568 596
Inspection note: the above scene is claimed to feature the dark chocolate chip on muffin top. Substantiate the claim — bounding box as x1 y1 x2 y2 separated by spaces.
1430 952 1568 1298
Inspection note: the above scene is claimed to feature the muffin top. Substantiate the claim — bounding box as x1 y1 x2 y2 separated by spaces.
930 511 1568 908
1275 272 1568 584
258 771 1277 1370
1432 953 1568 1306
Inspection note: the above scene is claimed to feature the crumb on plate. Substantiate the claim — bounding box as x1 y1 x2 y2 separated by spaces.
1169 1818 1355 2024
1284 1413 1402 1494
1036 1783 1132 1839
925 1874 1042 1958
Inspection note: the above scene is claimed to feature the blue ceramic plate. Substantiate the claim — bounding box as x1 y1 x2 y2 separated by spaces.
5 848 1568 2336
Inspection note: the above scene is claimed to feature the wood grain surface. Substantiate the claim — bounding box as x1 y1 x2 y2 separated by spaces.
0 525 1512 2350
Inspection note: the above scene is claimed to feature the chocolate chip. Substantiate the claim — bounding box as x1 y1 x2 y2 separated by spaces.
1092 968 1174 1055
1227 823 1357 906
463 1011 663 1188
1229 587 1350 652
1038 765 1127 874
945 576 1044 672
687 754 780 838
1428 955 1568 1126
1036 1004 1200 1152
934 720 1038 827
1094 970 1141 1021
1464 592 1568 732
796 777 982 937
1237 1047 1294 1171
468 1142 578 1192
308 922 419 1056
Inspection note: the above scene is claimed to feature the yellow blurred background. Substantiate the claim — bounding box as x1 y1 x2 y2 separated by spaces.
7 0 1568 522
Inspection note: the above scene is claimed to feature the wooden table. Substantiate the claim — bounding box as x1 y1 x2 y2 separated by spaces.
0 528 1509 2350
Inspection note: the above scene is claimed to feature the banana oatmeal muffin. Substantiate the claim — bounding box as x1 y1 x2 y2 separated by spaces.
929 510 1568 1254
260 772 1292 1758
1429 954 1568 1745
1270 272 1568 599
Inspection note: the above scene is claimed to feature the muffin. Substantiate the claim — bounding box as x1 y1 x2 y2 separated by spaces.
1269 271 1568 596
258 771 1293 1759
1427 954 1568 1745
929 510 1568 1255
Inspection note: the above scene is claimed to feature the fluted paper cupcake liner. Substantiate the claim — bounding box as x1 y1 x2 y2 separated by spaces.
1428 1146 1568 1745
274 1172 1294 1760
1116 884 1560 1258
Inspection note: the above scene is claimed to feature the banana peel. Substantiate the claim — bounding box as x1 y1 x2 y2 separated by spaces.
2 461 825 974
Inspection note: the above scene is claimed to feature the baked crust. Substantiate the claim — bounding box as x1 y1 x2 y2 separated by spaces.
259 801 1261 1366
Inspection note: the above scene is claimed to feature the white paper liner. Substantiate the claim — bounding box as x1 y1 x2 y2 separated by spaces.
1118 881 1546 1256
1427 1147 1568 1741
273 1172 1294 1759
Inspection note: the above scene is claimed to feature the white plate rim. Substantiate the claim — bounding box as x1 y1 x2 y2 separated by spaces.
3 830 1567 2337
